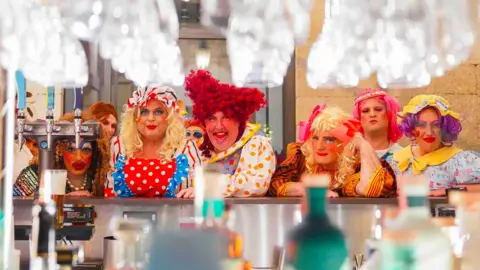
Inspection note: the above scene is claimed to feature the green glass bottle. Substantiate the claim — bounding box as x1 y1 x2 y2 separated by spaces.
287 174 350 270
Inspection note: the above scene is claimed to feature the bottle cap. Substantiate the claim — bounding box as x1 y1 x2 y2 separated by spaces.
302 173 330 188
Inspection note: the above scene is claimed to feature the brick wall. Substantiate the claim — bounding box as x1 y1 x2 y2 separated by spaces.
295 0 480 150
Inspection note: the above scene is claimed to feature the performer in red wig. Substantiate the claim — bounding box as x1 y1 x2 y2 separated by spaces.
177 70 276 198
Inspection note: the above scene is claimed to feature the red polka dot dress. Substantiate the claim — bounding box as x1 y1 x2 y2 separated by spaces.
111 154 189 197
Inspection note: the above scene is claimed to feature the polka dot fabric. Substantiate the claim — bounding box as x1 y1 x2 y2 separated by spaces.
112 154 189 197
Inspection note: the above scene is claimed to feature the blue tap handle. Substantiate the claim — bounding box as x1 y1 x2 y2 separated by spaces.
47 86 55 110
73 88 83 110
16 71 26 110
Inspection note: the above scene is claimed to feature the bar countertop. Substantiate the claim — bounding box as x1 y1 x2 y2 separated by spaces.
12 196 449 206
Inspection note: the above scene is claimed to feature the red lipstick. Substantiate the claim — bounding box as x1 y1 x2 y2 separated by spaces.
72 161 86 170
423 137 436 143
146 125 157 130
316 152 328 157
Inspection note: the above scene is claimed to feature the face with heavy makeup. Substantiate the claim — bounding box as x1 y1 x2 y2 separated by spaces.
204 111 240 152
99 114 117 139
413 107 442 154
310 130 345 167
136 99 168 141
186 126 204 145
359 98 389 134
62 139 93 176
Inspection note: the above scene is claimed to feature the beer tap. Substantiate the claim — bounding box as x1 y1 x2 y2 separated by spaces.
46 87 55 150
16 71 28 151
73 88 83 149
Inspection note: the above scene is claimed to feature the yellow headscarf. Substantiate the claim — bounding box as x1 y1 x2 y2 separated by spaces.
397 95 461 123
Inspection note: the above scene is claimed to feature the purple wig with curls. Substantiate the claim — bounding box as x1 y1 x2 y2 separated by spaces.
398 106 462 143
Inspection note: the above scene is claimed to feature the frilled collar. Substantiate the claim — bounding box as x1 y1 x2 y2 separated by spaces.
393 145 463 174
208 123 261 163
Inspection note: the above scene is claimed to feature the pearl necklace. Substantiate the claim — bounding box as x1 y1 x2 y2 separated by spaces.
67 174 88 191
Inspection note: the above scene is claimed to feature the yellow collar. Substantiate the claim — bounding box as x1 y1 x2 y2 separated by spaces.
208 123 261 163
393 145 463 174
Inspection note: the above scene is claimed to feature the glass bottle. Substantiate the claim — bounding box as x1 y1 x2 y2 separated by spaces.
195 165 249 269
449 191 480 270
380 175 452 270
287 174 350 270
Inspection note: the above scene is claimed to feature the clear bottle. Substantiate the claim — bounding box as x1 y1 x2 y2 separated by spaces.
380 176 452 270
449 191 480 270
287 174 350 270
195 165 249 270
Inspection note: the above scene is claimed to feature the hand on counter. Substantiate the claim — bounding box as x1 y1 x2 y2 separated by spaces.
67 190 92 197
428 189 446 197
177 187 195 198
327 190 339 198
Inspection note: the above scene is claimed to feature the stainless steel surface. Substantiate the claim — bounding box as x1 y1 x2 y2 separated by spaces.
103 237 120 269
12 197 447 268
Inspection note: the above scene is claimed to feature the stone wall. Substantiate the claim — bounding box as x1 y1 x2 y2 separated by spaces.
295 0 480 150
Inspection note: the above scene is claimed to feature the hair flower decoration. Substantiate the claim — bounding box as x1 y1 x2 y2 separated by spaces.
298 104 327 143
127 84 179 111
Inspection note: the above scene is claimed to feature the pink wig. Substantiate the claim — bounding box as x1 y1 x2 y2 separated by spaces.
352 88 403 143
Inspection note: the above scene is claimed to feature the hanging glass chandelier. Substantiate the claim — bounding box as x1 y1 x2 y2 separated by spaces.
307 0 476 89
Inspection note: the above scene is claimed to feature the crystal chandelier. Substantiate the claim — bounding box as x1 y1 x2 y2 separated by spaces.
307 0 476 89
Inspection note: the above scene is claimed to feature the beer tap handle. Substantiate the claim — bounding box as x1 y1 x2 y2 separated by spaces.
46 86 55 149
16 71 27 151
73 87 83 149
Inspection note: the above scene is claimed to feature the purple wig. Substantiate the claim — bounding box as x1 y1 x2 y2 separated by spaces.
398 106 462 143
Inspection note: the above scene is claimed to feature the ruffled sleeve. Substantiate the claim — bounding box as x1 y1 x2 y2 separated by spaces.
111 155 135 197
341 160 397 197
268 142 306 196
223 135 276 197
450 151 480 185
165 154 190 197
104 136 124 197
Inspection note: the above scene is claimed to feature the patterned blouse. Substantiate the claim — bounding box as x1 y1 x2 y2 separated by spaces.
389 145 480 189
201 123 276 197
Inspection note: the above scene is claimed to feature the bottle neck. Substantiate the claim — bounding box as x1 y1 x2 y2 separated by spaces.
306 187 327 217
202 198 225 226
402 196 430 218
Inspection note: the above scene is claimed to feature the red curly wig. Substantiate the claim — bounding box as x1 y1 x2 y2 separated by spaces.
184 69 267 157
185 119 206 133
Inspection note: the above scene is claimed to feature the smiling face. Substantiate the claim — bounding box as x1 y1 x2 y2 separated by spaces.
100 114 117 139
62 140 93 176
413 107 442 155
136 99 168 141
204 111 240 152
359 98 389 135
310 130 344 167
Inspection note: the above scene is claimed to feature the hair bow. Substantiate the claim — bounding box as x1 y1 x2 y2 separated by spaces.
331 118 362 143
127 85 179 111
298 104 327 143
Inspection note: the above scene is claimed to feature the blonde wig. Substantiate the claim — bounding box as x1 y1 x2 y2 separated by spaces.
119 103 186 160
300 107 359 189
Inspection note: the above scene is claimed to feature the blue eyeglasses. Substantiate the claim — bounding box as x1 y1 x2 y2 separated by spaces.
186 130 203 139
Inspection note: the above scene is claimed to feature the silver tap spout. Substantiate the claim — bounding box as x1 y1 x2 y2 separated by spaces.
74 108 82 149
17 110 25 151
46 109 54 150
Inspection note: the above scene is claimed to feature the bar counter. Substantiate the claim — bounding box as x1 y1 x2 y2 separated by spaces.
12 196 448 205
13 196 450 268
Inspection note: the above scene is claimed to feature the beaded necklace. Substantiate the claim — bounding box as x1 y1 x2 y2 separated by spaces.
67 174 88 191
